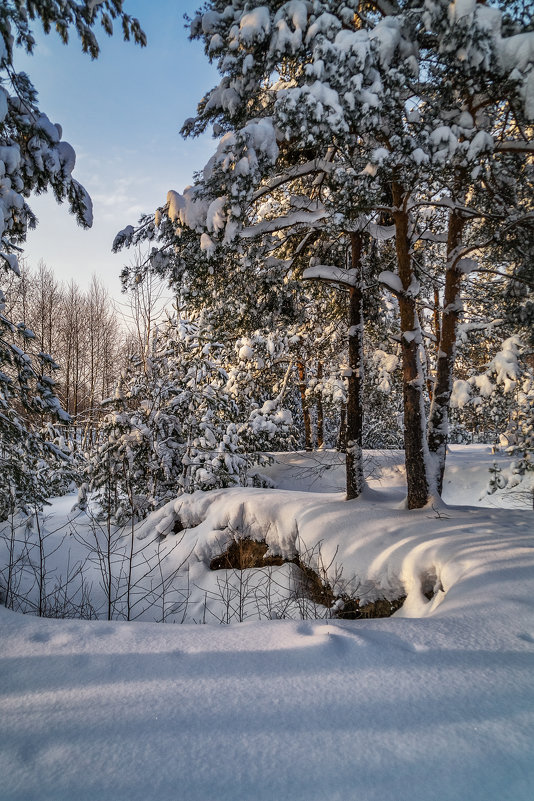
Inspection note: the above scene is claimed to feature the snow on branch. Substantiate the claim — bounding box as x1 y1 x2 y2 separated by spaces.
301 265 358 286
1 252 20 276
242 208 327 238
366 222 396 241
378 270 403 295
494 141 534 154
252 159 335 202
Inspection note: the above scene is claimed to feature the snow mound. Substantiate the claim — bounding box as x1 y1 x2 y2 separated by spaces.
1 447 534 800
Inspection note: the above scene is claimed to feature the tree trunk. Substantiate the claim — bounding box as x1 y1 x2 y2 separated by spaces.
426 285 441 401
427 211 466 495
337 405 347 452
297 360 313 451
392 182 430 509
316 361 324 449
345 232 365 500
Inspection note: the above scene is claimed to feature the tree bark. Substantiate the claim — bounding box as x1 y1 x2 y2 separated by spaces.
427 211 466 494
316 361 324 449
297 360 313 451
337 405 347 452
345 232 365 500
392 182 430 509
427 285 441 401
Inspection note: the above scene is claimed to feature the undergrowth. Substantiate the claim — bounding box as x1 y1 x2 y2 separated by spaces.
208 535 405 620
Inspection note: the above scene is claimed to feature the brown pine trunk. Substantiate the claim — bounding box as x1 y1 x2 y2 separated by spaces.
427 286 441 401
297 360 313 451
433 286 441 357
316 361 324 449
427 211 466 495
392 182 430 509
337 405 347 452
345 232 365 500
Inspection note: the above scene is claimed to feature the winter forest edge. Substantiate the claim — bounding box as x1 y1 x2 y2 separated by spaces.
2 3 534 800
2 0 533 619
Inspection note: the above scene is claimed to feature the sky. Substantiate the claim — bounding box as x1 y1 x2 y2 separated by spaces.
16 0 218 300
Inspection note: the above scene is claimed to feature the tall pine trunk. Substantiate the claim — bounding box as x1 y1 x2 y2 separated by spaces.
337 405 347 452
316 361 324 449
297 360 313 451
427 211 466 494
392 183 430 509
345 232 365 500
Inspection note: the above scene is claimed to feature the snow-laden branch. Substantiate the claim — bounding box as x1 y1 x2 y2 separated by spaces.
252 159 335 203
495 141 534 154
241 208 327 238
366 222 396 241
302 265 359 287
419 230 448 244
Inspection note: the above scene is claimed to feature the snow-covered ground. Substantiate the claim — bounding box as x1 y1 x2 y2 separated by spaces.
1 446 533 801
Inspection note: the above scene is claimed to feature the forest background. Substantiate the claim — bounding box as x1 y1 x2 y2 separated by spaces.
1 0 534 611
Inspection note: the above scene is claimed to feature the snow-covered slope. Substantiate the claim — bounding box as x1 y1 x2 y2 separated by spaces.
1 447 533 801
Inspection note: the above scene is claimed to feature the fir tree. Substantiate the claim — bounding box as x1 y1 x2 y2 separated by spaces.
0 2 145 515
115 0 534 508
88 310 296 522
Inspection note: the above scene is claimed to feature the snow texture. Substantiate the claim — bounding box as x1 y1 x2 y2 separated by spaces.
1 448 533 801
379 270 403 294
302 264 358 286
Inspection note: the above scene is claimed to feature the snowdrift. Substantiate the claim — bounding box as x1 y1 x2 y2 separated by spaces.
1 446 533 801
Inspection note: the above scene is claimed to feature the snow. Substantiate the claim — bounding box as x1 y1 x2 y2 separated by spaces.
369 16 402 69
430 125 458 160
200 232 216 257
457 256 477 274
112 224 134 250
239 7 271 46
367 221 396 241
378 270 403 294
444 1 534 118
501 32 534 73
1 251 20 276
451 378 472 408
448 0 477 23
165 186 209 233
0 144 21 175
206 196 227 234
200 10 221 36
412 145 429 165
302 264 358 286
305 12 341 44
0 87 8 124
57 141 76 173
473 373 494 398
242 206 326 238
35 113 61 144
372 349 399 393
272 1 308 54
166 189 186 223
467 130 494 161
238 341 254 361
1 448 533 801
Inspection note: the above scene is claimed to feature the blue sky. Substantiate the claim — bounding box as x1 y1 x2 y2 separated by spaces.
17 0 217 298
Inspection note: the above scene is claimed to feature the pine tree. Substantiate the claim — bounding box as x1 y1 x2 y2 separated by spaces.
0 2 145 517
88 309 297 521
0 301 72 518
115 0 534 508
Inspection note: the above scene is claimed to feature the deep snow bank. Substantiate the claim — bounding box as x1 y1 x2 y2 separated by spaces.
1 447 533 800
